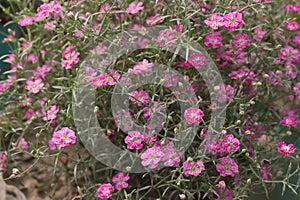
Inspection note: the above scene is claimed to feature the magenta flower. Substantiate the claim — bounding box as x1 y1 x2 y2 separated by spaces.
188 52 207 68
34 65 52 79
61 45 80 69
0 152 7 171
232 33 250 49
115 111 133 131
91 70 120 87
126 2 144 14
216 158 239 177
124 131 144 150
129 90 149 106
98 3 111 18
146 14 164 25
51 127 76 148
183 159 205 176
215 188 233 200
280 116 297 127
128 59 153 77
43 105 59 121
260 159 271 181
184 107 205 125
97 183 115 199
293 35 300 45
253 27 266 41
161 140 182 167
204 32 223 49
278 141 295 156
163 71 178 87
214 84 234 103
157 29 176 47
223 12 244 31
25 78 44 94
204 14 224 29
141 145 164 169
205 138 220 154
221 134 240 153
294 82 300 99
112 172 130 190
285 21 299 31
18 16 34 26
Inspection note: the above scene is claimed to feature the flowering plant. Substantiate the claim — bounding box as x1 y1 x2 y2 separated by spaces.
0 0 299 199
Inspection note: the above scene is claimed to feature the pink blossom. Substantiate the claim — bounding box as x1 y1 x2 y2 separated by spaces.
129 90 149 106
98 3 111 18
253 27 266 41
91 70 120 88
0 152 7 170
61 45 80 69
214 84 234 103
112 172 130 190
216 158 239 177
285 21 299 31
128 59 153 77
115 111 133 131
204 14 224 29
18 16 34 26
184 107 204 125
223 12 244 31
293 82 300 99
188 52 207 68
204 32 223 48
278 141 295 156
141 145 164 169
97 183 115 199
161 140 182 167
142 131 158 146
284 63 297 79
279 45 300 63
232 33 250 49
260 159 271 181
146 14 164 25
25 79 44 94
183 159 205 176
124 131 144 150
221 134 240 153
34 65 52 79
293 35 300 45
215 188 233 200
157 29 176 47
43 105 59 121
205 138 220 154
280 116 297 127
163 71 178 87
51 127 76 148
27 53 38 64
126 2 144 15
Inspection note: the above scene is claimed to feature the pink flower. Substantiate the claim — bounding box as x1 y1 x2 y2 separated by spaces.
129 90 149 106
216 158 239 177
157 29 176 47
25 79 44 94
278 141 295 156
128 59 153 77
214 84 234 103
285 21 299 31
141 145 164 169
253 27 266 41
215 188 233 200
98 3 111 18
293 82 300 99
0 152 7 170
61 45 80 69
260 159 271 181
161 140 182 167
188 52 207 68
232 33 250 49
223 12 244 31
205 138 220 154
43 105 59 121
280 116 297 127
97 183 115 199
124 131 144 150
112 172 130 190
34 65 52 79
221 134 240 153
184 107 204 125
146 14 164 25
183 159 205 176
293 35 300 45
18 16 34 26
163 71 178 87
204 32 223 48
126 2 144 14
115 111 133 131
204 14 224 29
51 127 76 148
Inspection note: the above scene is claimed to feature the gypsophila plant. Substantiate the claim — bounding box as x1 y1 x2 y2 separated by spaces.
0 0 299 199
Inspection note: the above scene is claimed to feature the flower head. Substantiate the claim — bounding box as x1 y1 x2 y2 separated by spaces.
278 141 295 156
183 159 205 176
216 158 239 177
97 183 115 199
